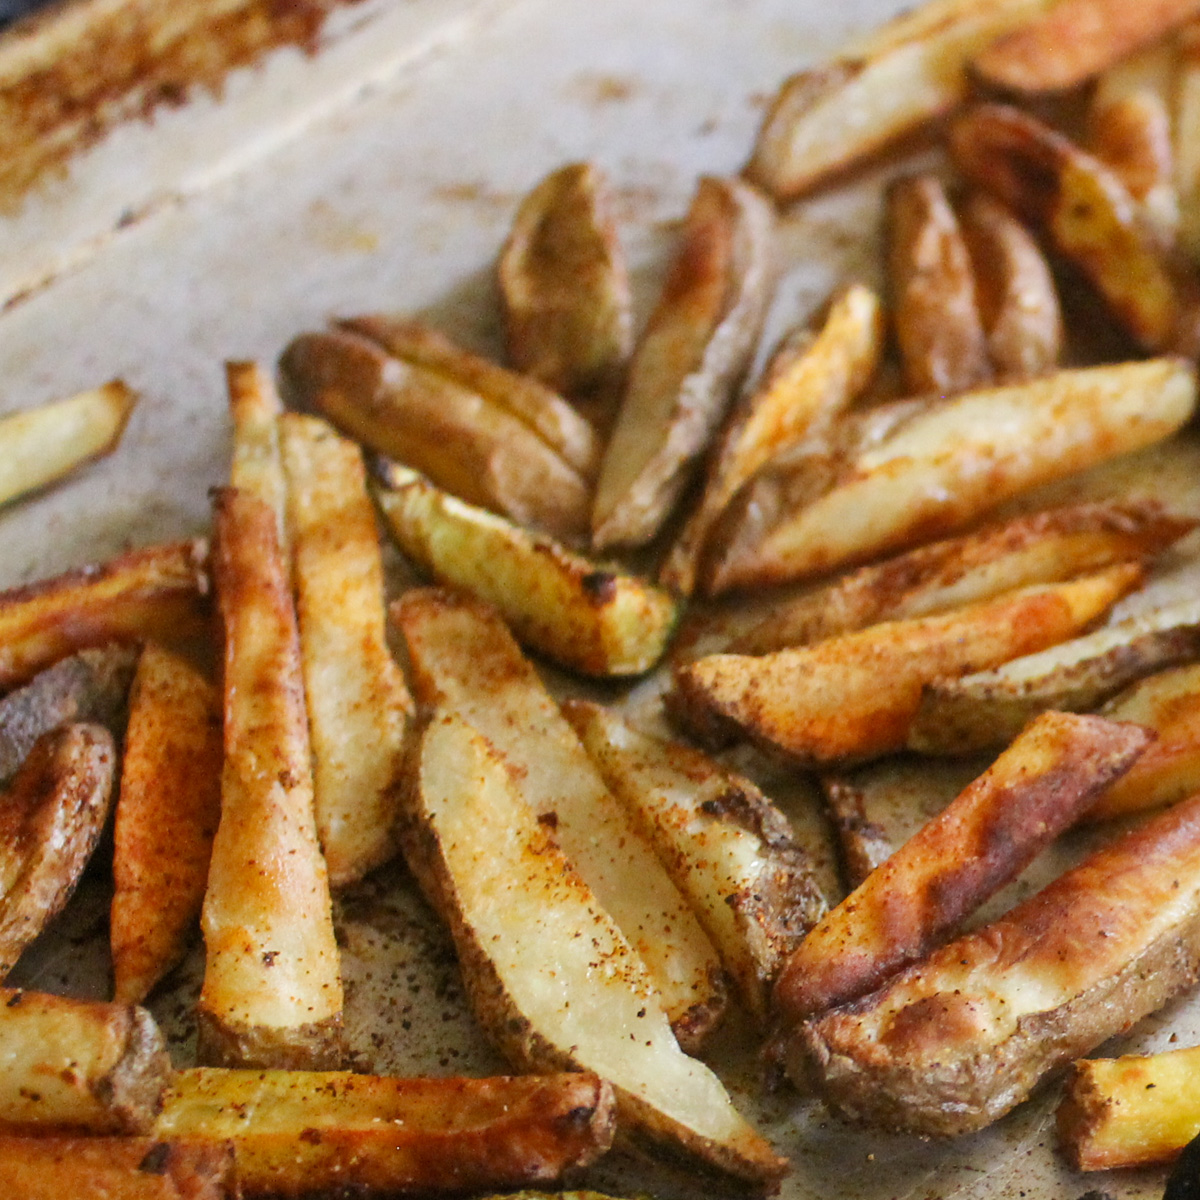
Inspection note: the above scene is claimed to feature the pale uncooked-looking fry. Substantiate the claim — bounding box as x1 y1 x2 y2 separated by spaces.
111 644 222 1006
226 360 285 542
280 414 411 887
197 488 343 1070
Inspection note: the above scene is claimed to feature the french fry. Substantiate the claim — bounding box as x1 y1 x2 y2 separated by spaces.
591 176 775 551
279 414 411 887
111 644 222 1006
197 488 343 1070
1177 20 1200 261
392 588 726 1050
775 712 1150 1022
818 774 897 890
157 1067 616 1197
562 700 826 1023
672 566 1139 766
226 360 286 542
374 460 678 678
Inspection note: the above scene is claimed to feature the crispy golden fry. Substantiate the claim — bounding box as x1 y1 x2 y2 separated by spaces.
672 567 1139 766
279 329 592 543
950 103 1181 351
972 0 1200 94
1177 21 1200 262
279 415 411 887
563 701 826 1023
374 461 677 678
399 714 784 1185
818 774 897 890
889 174 991 397
226 360 286 542
392 589 726 1049
0 380 136 508
707 358 1195 593
661 282 884 597
157 1067 616 1197
197 489 343 1070
1058 1043 1200 1170
111 645 222 1006
744 0 1054 202
0 540 210 692
796 789 1200 1136
776 712 1149 1022
0 988 169 1133
592 176 775 551
960 191 1063 381
497 162 632 419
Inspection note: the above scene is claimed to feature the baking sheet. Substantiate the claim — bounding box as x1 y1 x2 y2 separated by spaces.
0 0 1196 1196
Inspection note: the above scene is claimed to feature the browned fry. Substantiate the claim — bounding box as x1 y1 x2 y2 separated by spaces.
111 645 222 1006
775 712 1149 1023
888 174 991 396
818 775 896 890
1177 20 1200 262
226 360 285 541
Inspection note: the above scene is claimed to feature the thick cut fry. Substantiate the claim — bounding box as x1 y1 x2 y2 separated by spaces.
497 162 632 416
0 380 136 508
392 589 725 1049
818 775 896 890
0 988 169 1133
280 415 410 887
398 714 784 1185
661 282 884 597
797 788 1200 1136
226 360 285 543
888 174 991 397
776 712 1149 1022
744 0 1055 201
111 645 222 1006
374 462 677 678
1058 1043 1200 1170
157 1067 616 1197
592 176 775 550
563 701 826 1023
0 539 210 691
198 489 343 1070
672 567 1138 766
707 358 1195 593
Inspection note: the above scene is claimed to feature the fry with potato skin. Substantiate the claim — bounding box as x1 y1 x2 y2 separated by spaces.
818 775 896 890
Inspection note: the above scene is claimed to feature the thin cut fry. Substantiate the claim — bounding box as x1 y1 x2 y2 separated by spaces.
226 360 286 543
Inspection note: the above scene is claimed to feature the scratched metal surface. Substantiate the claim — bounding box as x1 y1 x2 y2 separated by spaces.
0 0 1197 1197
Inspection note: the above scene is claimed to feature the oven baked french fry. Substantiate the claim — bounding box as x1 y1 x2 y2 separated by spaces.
706 358 1195 593
111 644 222 1006
156 1067 616 1196
1177 20 1200 262
818 774 897 890
1058 1042 1200 1170
0 988 170 1133
744 0 1055 202
279 414 411 887
398 713 785 1185
888 174 991 397
672 566 1139 766
592 176 775 551
197 488 343 1070
392 589 725 1049
226 360 286 542
910 593 1200 754
374 460 677 678
562 701 826 1023
796 787 1200 1136
776 712 1149 1022
660 282 884 597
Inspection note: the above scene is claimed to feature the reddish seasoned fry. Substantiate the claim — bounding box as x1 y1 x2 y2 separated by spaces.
111 645 222 1006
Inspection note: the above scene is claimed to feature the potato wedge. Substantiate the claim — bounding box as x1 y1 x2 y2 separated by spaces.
817 774 897 890
707 358 1195 593
157 1067 616 1196
392 589 725 1049
592 176 775 551
744 0 1055 201
0 988 169 1133
776 712 1149 1022
562 700 826 1023
111 645 222 1006
279 415 411 887
672 567 1139 766
497 162 632 418
660 282 884 597
197 488 343 1070
398 713 785 1185
226 360 285 542
374 460 677 678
